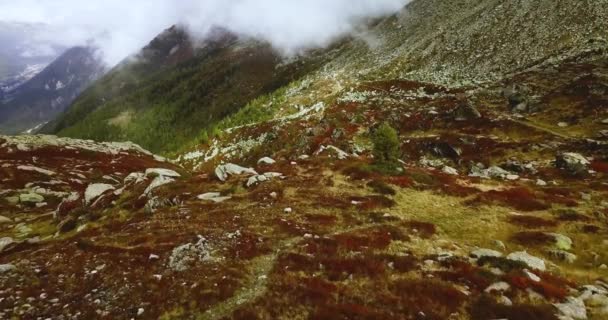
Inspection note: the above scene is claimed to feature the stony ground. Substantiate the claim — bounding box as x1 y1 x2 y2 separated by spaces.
2 55 608 320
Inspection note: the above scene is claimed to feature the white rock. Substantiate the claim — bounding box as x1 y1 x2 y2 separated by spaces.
85 184 115 205
137 308 144 316
124 172 145 184
471 248 503 259
197 193 232 203
524 269 541 282
507 251 546 271
17 165 56 176
442 166 459 175
506 174 520 181
554 297 587 320
215 163 258 182
485 282 511 293
143 176 175 196
246 172 283 187
536 179 548 186
284 208 293 213
0 237 15 252
149 254 160 260
0 264 16 274
258 157 276 165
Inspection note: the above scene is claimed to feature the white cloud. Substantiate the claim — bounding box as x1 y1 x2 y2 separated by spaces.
0 0 408 66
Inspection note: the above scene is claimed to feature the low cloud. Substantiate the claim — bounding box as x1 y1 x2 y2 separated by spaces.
0 0 408 66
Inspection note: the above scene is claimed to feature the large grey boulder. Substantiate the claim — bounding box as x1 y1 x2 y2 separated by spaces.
507 251 546 271
84 184 115 205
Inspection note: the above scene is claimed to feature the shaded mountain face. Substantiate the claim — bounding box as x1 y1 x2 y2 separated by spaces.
0 22 66 94
44 26 336 153
0 47 106 134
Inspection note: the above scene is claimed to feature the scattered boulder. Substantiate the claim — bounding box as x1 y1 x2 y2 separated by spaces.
471 248 503 259
470 165 514 180
246 172 283 187
554 297 587 320
485 282 511 293
258 157 276 165
0 237 14 252
547 233 573 251
19 193 45 204
0 264 16 274
556 153 590 175
601 119 608 125
548 249 577 263
168 237 216 272
197 193 232 203
143 175 175 196
144 196 179 214
442 166 459 175
124 172 145 184
17 165 57 176
0 215 11 224
85 184 115 205
506 251 546 271
315 145 350 160
453 103 482 121
215 163 258 182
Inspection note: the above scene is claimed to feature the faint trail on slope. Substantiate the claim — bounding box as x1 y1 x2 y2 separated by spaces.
200 237 301 320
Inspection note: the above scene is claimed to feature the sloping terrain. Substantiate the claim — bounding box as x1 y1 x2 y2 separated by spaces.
1 0 608 319
44 26 338 153
46 0 608 155
0 47 105 134
1 49 608 319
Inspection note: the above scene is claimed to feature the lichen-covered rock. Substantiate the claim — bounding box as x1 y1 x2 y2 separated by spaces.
507 251 546 271
0 237 14 252
168 237 218 272
215 163 258 182
246 172 283 187
19 193 45 204
471 248 503 259
556 153 590 175
84 184 115 205
0 264 16 274
554 297 587 320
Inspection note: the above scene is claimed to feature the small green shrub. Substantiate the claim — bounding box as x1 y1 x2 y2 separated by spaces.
371 123 401 173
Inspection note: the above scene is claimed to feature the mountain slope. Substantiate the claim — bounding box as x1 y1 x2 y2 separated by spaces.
2 0 608 319
44 26 338 153
48 0 608 155
0 47 105 134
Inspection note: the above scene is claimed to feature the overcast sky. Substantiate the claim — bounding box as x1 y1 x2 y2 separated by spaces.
0 0 409 66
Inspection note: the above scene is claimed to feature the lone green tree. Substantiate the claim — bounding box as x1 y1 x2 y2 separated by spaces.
371 122 401 170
